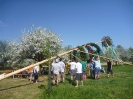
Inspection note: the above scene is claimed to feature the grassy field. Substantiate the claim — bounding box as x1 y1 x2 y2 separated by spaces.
0 64 133 99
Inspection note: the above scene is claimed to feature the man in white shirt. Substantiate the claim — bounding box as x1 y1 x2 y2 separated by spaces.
69 59 76 80
58 58 65 82
51 59 61 85
75 60 83 87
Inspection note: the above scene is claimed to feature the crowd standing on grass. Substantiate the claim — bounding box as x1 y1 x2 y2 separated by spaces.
11 56 114 86
3 55 114 87
50 56 114 87
51 58 84 87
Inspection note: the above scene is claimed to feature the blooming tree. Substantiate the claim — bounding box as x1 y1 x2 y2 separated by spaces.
58 45 73 62
0 41 10 67
116 45 131 61
0 40 19 67
0 26 65 67
129 47 133 64
14 26 63 63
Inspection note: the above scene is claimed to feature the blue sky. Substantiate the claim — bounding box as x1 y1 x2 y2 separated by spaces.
0 0 133 49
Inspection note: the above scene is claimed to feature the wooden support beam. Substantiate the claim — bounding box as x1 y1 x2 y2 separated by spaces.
0 48 78 80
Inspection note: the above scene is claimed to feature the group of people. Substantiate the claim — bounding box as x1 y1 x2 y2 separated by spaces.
90 56 114 79
51 57 87 87
51 58 65 85
25 56 114 85
90 56 102 79
51 56 114 87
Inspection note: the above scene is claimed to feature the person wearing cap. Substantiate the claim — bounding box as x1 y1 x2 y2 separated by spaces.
51 59 61 85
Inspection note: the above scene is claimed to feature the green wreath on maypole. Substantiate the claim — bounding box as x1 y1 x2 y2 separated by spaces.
70 43 101 62
85 43 101 62
86 43 101 54
77 46 87 60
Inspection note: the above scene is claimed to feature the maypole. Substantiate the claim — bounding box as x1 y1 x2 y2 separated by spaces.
101 36 122 63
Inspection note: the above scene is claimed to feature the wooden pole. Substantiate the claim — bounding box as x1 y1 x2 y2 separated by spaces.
0 48 78 80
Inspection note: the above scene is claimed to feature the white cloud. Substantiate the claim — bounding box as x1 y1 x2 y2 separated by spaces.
0 20 4 27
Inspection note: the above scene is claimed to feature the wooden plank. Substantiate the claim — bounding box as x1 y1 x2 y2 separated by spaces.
0 48 78 80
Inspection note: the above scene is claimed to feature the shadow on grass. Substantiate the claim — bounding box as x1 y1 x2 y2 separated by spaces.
0 80 44 91
65 77 76 86
38 84 47 89
0 83 33 91
38 83 53 96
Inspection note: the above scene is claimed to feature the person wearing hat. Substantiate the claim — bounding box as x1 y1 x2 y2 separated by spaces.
51 58 61 85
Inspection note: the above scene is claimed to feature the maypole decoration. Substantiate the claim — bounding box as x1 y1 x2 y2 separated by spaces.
73 50 78 61
101 36 122 62
77 46 87 61
85 43 101 62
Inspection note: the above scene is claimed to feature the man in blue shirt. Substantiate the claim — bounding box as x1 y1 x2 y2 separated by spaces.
90 57 95 79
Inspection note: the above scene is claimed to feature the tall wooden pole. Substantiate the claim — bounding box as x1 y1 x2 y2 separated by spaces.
48 59 52 93
0 48 78 80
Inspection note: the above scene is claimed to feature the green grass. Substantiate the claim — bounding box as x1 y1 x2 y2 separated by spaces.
0 76 48 99
0 65 133 99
